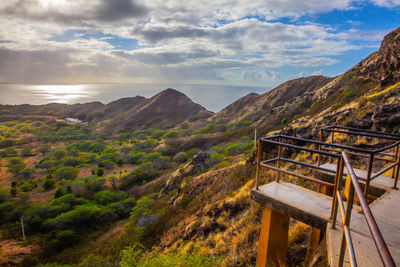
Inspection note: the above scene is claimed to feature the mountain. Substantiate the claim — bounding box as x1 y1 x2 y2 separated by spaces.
211 75 332 131
98 88 213 131
0 88 212 131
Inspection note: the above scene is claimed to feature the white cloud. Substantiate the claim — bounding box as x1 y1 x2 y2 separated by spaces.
371 0 400 7
0 0 390 85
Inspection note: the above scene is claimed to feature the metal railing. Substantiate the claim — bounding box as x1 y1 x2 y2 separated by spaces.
320 126 400 196
332 152 395 267
254 126 399 267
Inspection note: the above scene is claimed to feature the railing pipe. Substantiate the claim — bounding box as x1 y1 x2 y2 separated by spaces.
342 152 396 267
256 141 261 190
364 154 374 197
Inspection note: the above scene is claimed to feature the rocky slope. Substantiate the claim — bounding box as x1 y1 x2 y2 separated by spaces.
211 76 332 132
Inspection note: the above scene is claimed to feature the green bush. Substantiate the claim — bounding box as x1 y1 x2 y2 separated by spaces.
54 229 77 249
97 168 104 176
120 244 219 267
54 187 66 198
1 147 18 157
0 187 10 203
20 181 33 192
151 129 166 139
20 147 35 157
20 167 35 179
62 157 81 167
43 204 115 230
55 166 79 180
163 130 179 139
127 151 145 164
7 157 25 176
94 190 127 205
43 178 56 191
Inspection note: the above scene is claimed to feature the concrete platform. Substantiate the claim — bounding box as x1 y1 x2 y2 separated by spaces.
252 182 333 230
316 163 398 197
327 186 400 267
252 178 400 266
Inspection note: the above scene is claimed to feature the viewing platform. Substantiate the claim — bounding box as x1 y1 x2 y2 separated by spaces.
252 126 400 267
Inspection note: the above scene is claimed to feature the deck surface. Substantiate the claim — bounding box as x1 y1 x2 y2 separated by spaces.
252 171 400 267
319 163 398 190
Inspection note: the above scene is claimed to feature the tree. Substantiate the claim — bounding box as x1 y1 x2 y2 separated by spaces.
7 157 25 176
55 166 79 180
96 168 104 176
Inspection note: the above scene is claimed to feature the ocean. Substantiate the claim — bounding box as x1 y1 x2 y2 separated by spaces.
0 83 269 112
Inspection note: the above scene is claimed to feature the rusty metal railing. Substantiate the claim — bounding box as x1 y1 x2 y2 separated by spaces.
332 152 395 267
320 126 400 196
254 126 399 267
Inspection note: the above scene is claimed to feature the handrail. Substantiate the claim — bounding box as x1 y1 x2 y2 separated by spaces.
254 126 399 266
318 127 400 194
323 125 400 140
332 152 395 267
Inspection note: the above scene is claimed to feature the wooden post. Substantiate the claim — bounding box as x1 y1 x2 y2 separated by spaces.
21 217 25 241
305 183 333 263
256 206 289 267
345 173 359 205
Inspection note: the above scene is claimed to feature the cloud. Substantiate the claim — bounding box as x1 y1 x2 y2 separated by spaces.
4 0 148 25
371 0 400 7
240 70 280 81
0 0 390 86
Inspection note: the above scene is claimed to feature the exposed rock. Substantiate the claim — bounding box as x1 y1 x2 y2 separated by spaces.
351 28 400 85
372 102 400 132
161 152 210 194
346 113 373 129
137 213 159 227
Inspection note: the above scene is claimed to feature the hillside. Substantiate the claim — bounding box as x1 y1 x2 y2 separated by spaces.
0 88 213 132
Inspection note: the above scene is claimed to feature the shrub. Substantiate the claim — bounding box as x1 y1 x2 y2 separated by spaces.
54 187 66 198
163 130 179 139
62 157 81 167
7 157 25 176
0 187 10 203
281 118 289 127
43 178 56 191
55 166 79 180
54 229 77 249
151 129 166 139
20 147 35 157
120 245 219 267
127 151 145 164
107 198 135 218
96 168 104 176
173 152 189 162
20 181 33 192
1 148 18 157
44 204 115 230
20 168 35 179
94 190 127 205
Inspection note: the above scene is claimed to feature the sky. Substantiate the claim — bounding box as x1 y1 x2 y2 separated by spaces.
0 0 400 88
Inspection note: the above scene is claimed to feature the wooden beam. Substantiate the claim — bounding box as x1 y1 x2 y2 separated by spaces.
256 206 289 267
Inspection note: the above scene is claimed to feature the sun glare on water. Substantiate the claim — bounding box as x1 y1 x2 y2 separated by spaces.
32 85 91 104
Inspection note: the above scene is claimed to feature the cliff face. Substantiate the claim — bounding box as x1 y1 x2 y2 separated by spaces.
351 28 400 86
